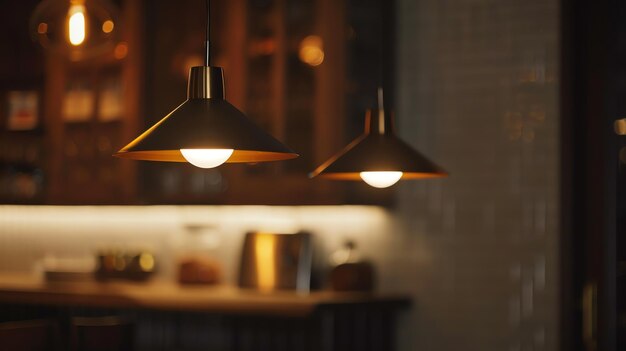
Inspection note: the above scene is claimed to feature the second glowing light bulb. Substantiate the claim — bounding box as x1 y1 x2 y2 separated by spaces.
180 149 234 168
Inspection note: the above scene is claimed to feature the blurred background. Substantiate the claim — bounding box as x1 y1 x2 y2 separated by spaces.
0 0 623 350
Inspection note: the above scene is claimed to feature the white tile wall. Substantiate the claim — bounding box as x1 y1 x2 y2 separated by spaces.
393 0 559 350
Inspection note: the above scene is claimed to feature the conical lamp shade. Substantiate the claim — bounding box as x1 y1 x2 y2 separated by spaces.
310 107 447 180
114 66 298 163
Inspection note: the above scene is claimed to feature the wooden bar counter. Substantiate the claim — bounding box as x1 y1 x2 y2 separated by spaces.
0 273 410 350
0 273 410 317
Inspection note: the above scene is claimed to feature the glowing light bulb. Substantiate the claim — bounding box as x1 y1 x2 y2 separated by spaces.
359 171 403 188
68 4 86 46
180 149 234 168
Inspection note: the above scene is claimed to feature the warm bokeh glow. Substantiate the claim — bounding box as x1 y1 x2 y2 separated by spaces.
180 149 234 168
615 118 626 135
114 42 128 59
298 35 324 67
37 22 48 34
139 253 155 271
255 233 276 291
68 4 86 46
359 171 403 188
102 20 114 33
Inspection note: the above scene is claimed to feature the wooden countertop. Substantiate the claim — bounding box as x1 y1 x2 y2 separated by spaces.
0 273 410 317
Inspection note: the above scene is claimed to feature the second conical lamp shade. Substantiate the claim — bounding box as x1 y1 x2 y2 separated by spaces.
114 66 298 163
310 90 447 180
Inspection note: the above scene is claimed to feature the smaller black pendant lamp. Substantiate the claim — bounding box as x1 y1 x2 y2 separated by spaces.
114 0 298 168
309 88 447 188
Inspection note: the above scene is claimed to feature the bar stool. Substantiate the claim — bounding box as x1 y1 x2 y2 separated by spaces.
0 319 59 351
70 316 134 351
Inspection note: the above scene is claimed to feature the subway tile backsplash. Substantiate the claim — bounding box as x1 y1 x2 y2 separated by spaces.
394 0 559 350
0 205 392 283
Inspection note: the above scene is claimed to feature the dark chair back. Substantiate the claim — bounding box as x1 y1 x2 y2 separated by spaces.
70 316 134 351
0 319 59 351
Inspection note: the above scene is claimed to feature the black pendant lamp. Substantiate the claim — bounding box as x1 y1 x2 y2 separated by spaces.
114 0 298 168
310 88 447 188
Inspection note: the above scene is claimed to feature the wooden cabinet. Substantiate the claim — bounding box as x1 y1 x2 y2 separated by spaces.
0 0 142 204
42 0 143 204
0 1 46 204
0 0 395 205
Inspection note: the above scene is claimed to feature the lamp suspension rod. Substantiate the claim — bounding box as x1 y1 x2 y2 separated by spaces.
205 0 211 66
376 87 386 134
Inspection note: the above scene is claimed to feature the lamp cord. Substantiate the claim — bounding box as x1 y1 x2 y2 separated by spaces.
377 0 384 110
205 0 211 66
